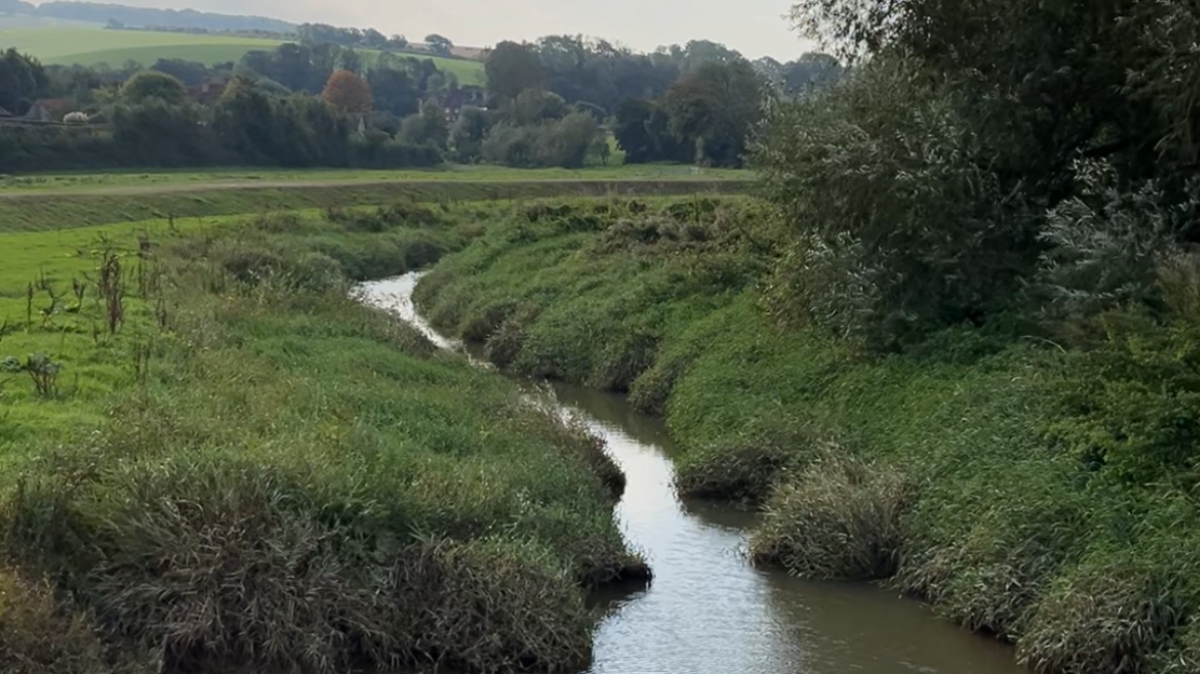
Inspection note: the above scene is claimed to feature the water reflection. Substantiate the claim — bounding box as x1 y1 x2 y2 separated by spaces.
357 274 1027 674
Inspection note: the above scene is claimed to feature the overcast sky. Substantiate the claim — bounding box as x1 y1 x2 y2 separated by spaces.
71 0 818 60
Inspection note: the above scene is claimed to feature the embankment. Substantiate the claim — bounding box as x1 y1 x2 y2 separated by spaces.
414 196 1200 674
0 177 752 232
0 203 640 673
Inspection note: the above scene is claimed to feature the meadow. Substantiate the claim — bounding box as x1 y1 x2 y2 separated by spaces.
0 169 752 233
415 197 1200 674
0 26 487 81
0 164 747 193
0 193 658 672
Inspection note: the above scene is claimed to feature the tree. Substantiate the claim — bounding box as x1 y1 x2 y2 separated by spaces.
485 41 545 104
450 106 493 162
367 67 419 117
425 34 453 56
150 58 210 87
661 60 765 166
398 101 449 149
533 111 600 168
214 76 280 161
121 70 188 106
508 88 567 125
336 49 363 75
782 53 844 95
321 69 372 113
0 48 46 114
613 98 656 163
614 97 691 165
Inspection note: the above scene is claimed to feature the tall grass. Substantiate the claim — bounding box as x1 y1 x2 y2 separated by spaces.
415 196 1200 674
0 203 639 672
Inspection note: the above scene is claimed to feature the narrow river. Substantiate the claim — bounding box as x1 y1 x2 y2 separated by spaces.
358 273 1027 674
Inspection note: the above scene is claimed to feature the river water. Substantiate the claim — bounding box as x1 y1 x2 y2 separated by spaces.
357 273 1027 674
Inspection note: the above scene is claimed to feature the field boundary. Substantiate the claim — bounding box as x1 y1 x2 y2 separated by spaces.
0 178 755 232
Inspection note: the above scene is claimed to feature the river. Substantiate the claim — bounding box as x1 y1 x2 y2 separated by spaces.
357 273 1027 674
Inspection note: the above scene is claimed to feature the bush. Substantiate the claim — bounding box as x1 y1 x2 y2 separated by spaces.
749 450 911 580
755 58 1039 351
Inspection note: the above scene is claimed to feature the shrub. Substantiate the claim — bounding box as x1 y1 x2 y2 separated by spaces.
1018 555 1189 674
749 450 911 579
1035 161 1196 327
755 57 1039 350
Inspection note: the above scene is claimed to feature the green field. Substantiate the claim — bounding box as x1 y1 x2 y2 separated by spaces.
0 171 752 233
0 165 746 192
0 26 487 82
0 27 279 62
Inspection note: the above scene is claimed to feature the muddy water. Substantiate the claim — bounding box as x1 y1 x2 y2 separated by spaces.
357 273 1027 674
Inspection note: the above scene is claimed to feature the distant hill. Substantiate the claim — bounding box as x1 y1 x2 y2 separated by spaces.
0 1 294 33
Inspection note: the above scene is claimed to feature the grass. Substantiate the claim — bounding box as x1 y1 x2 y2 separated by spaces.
53 42 281 67
0 173 753 234
0 27 487 81
0 164 750 193
414 196 1200 674
0 200 642 672
0 27 279 62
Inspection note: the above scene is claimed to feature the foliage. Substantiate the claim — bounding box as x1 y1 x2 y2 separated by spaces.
119 69 187 105
1035 161 1199 325
449 106 494 162
320 68 372 113
0 353 64 397
296 22 408 51
424 34 454 56
481 113 601 169
750 449 911 580
0 47 47 115
412 195 1200 673
398 102 449 149
0 568 135 674
0 202 641 673
754 57 1038 350
613 98 689 164
485 41 546 105
508 88 568 125
660 60 766 167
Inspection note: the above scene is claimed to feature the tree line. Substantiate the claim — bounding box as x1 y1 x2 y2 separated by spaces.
480 37 843 168
0 28 844 172
753 0 1200 354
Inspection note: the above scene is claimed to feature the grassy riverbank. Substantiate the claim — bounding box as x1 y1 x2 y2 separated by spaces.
415 196 1200 674
0 202 638 673
0 175 751 233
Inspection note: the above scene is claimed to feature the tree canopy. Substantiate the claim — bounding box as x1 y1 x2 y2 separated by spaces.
321 69 373 113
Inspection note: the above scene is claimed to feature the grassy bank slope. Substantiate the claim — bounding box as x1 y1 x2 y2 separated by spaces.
0 176 751 232
0 202 637 672
415 197 1200 674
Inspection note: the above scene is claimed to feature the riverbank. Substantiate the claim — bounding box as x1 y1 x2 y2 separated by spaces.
0 173 752 233
414 197 1200 674
0 203 638 672
368 269 1027 674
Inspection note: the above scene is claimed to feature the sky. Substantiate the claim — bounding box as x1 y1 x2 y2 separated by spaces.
69 0 819 60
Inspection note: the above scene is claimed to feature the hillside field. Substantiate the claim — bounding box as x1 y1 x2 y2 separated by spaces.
0 26 487 82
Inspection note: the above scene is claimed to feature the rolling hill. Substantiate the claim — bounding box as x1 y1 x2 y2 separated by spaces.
0 26 486 83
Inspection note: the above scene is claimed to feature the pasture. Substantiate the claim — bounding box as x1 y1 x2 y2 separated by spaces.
0 26 487 82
